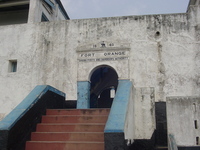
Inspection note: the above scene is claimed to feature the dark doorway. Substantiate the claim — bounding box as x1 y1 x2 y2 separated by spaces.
90 65 118 108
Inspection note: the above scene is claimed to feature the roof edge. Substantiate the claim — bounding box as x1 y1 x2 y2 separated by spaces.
55 0 70 20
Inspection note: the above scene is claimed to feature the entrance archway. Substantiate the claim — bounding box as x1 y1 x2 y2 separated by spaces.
90 65 118 108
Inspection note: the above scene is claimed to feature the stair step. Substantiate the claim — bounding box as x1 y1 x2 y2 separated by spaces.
155 146 168 150
26 141 104 150
42 115 108 123
31 132 104 142
25 108 109 150
46 108 110 116
36 123 105 132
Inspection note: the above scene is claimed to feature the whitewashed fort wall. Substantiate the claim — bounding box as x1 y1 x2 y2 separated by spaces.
0 5 200 121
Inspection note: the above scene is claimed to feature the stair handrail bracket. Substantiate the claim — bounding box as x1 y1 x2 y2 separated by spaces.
104 80 134 150
0 85 66 150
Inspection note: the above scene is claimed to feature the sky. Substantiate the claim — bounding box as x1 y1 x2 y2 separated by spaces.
61 0 190 20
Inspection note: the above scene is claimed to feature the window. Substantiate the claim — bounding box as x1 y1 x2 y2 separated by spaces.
42 0 54 14
41 13 49 22
195 120 198 129
43 0 55 8
9 60 17 72
196 137 199 145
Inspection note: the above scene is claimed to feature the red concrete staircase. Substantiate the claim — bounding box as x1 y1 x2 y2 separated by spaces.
25 108 110 150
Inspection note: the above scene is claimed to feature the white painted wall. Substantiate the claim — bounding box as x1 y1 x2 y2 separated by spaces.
167 97 200 146
124 84 134 143
134 87 155 139
0 21 76 118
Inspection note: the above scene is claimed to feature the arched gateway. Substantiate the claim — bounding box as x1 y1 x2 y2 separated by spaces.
76 42 130 109
90 65 118 108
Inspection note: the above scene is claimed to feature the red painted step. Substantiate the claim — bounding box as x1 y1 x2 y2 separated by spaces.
25 108 110 150
46 108 110 116
26 141 104 150
31 132 104 142
36 123 105 132
41 115 108 123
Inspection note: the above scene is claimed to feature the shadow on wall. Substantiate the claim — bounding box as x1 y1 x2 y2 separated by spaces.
128 133 155 150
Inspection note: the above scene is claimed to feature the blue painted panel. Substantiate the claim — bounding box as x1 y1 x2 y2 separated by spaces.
0 85 65 130
77 81 90 109
104 80 132 133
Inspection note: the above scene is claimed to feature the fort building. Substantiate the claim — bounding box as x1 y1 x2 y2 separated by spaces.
0 0 200 150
